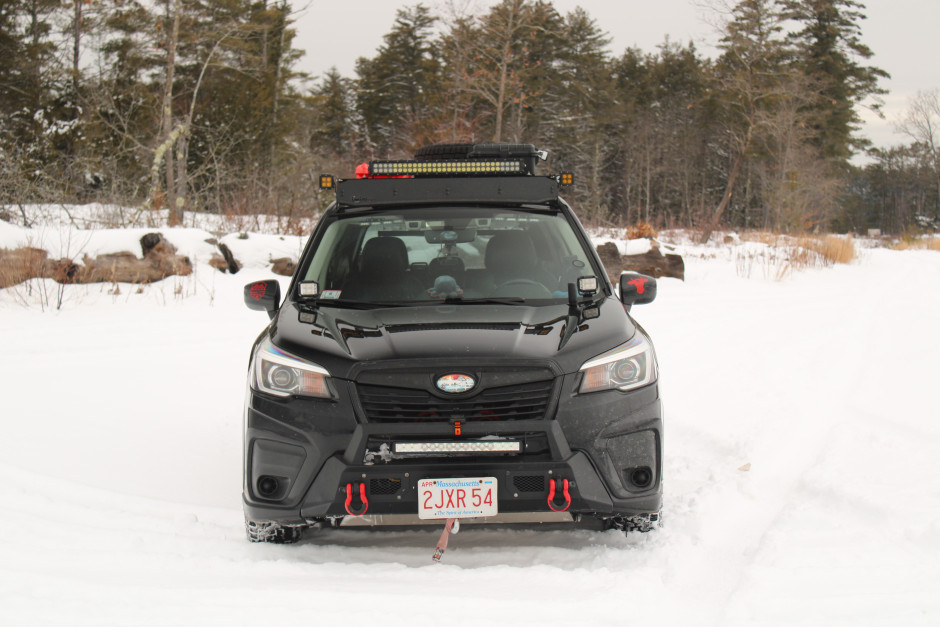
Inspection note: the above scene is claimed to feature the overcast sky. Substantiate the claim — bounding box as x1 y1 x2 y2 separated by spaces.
290 0 940 154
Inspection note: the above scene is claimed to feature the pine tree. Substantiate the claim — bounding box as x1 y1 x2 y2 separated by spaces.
0 0 30 125
355 4 441 157
543 7 613 222
310 67 355 162
0 0 70 197
783 0 888 161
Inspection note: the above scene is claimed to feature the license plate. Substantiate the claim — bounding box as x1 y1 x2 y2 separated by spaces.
417 477 498 519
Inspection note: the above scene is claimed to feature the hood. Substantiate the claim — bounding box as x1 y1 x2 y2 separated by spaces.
271 298 636 379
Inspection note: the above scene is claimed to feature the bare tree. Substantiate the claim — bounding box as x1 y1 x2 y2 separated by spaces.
149 0 182 223
147 1 235 225
462 0 556 142
896 88 940 210
700 0 791 243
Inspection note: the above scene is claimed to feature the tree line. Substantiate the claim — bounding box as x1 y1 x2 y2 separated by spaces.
0 0 937 235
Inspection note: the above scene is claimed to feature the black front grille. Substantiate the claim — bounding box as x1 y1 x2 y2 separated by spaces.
513 475 545 492
357 379 554 422
370 478 401 495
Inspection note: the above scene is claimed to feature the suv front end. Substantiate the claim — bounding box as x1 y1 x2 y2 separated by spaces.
242 144 662 543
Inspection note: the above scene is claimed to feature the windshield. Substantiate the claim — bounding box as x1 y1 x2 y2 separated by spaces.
300 206 598 304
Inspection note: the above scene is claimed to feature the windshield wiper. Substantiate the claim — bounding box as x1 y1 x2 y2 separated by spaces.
443 296 528 305
316 299 410 309
319 297 530 308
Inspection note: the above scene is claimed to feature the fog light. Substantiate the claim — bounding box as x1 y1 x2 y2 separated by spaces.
630 467 652 488
257 476 279 497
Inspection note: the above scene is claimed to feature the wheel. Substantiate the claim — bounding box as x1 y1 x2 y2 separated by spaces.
623 512 662 533
599 511 662 535
245 518 307 544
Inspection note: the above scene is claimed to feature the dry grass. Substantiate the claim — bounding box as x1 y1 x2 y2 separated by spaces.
798 234 856 265
734 246 795 281
739 232 855 265
732 232 856 281
624 222 657 240
740 231 785 246
890 237 940 251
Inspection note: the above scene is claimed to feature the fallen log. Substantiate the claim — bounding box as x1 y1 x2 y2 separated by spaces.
270 257 296 276
77 233 191 283
0 232 192 287
79 251 190 283
596 240 685 281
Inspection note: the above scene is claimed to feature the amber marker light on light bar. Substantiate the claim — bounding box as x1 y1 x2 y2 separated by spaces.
318 174 335 189
559 172 575 186
393 441 522 454
370 160 527 177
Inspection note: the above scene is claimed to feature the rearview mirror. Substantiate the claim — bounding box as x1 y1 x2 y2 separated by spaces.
424 229 476 244
620 272 657 310
244 280 281 319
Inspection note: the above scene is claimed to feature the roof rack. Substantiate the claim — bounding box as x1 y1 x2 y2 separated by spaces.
333 176 562 209
318 143 573 208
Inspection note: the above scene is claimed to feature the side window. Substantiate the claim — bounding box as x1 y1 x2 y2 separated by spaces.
303 222 365 289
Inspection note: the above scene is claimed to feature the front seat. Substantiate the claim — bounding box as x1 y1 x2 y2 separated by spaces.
484 231 553 298
343 237 421 301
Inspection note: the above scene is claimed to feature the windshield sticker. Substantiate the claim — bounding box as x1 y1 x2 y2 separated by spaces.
320 290 342 300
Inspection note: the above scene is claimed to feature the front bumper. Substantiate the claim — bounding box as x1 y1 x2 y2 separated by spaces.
243 379 663 525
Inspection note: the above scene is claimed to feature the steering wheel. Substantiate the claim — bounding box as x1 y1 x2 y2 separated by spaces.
496 279 553 298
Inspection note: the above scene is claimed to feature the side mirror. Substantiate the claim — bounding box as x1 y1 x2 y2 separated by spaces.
620 272 657 310
244 280 281 319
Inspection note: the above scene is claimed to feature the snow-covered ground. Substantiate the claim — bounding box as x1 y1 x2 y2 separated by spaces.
1 210 939 626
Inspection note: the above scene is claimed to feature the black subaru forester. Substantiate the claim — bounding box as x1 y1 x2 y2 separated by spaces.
242 143 662 543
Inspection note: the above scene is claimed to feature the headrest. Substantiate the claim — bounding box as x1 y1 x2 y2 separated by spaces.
484 231 536 271
360 237 408 272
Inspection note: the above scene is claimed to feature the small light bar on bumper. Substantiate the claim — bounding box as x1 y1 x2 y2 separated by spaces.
579 334 657 394
393 441 522 455
251 336 333 399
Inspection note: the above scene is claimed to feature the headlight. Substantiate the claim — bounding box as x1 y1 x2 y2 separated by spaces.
579 334 657 394
251 336 333 399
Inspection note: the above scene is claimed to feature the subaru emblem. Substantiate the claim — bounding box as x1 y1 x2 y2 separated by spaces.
436 374 476 394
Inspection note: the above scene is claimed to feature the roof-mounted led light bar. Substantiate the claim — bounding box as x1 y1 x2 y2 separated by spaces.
392 441 522 455
370 159 528 177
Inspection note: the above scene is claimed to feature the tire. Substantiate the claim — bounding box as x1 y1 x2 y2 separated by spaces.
245 518 307 544
623 511 662 533
599 511 662 535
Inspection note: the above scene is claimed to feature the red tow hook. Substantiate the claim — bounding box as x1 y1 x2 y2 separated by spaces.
344 482 369 516
547 478 571 512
